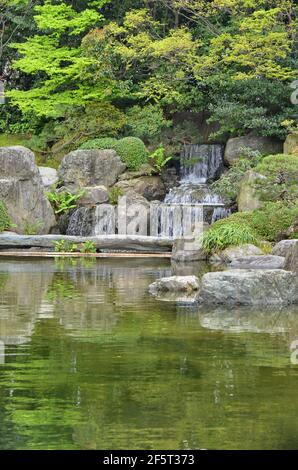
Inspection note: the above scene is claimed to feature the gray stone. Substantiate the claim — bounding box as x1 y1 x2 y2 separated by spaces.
117 163 153 181
0 234 174 252
38 167 58 190
149 276 200 295
199 269 298 306
272 239 298 257
58 149 126 188
224 135 283 166
284 240 298 273
114 176 166 201
78 186 109 206
172 238 207 262
284 134 298 155
229 255 285 269
210 244 263 263
0 146 56 234
237 170 266 212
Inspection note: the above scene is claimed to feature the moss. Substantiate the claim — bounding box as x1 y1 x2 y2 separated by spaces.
80 137 118 150
0 201 12 233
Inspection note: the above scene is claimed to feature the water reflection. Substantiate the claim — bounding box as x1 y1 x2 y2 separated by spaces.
0 258 297 450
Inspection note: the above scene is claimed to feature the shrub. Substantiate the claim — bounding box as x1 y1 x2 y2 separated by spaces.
79 241 97 253
254 154 298 203
149 146 172 174
80 137 118 150
0 201 12 233
250 201 298 241
113 137 149 171
125 104 172 141
108 187 124 205
47 189 85 214
202 214 259 254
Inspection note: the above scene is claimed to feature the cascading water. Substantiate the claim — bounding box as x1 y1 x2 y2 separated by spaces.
156 144 231 237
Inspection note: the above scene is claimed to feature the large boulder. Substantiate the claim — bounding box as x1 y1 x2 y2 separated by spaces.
237 170 265 212
114 175 166 201
199 269 298 306
284 240 298 273
210 244 263 263
284 134 298 155
229 255 285 269
273 239 298 257
0 146 56 234
78 186 109 206
38 167 58 190
224 135 283 166
58 149 126 188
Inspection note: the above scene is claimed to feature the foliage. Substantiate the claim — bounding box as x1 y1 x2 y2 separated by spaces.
108 187 124 205
0 201 12 233
53 240 78 253
203 200 298 253
80 137 118 150
113 137 149 170
254 154 298 202
47 189 85 215
211 149 264 203
202 214 259 254
79 241 97 253
23 220 43 235
149 146 173 174
125 104 172 142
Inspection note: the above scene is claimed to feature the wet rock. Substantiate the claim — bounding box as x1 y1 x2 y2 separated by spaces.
224 135 283 166
58 149 126 188
0 146 56 234
149 275 200 295
199 269 298 306
229 255 285 269
172 238 207 262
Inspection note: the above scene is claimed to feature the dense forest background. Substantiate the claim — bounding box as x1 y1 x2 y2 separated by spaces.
0 0 297 160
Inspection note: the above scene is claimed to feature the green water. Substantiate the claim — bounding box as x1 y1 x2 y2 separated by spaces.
0 258 298 450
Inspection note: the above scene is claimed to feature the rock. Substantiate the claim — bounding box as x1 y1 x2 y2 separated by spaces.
115 175 166 201
0 233 174 252
119 190 150 209
199 269 298 306
224 135 283 166
38 167 58 190
78 186 109 206
284 240 298 273
58 149 126 188
237 170 266 212
272 239 298 257
172 238 207 262
149 275 200 296
160 167 180 192
0 146 56 234
117 163 153 181
284 134 298 155
277 218 298 240
229 255 285 269
210 244 263 263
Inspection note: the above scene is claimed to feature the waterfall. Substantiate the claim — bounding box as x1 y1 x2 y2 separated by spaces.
181 144 224 183
161 144 230 234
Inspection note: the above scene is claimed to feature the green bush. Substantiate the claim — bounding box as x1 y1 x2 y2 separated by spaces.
202 214 259 254
113 137 149 171
254 154 298 203
202 201 298 253
125 104 172 141
250 201 298 241
0 201 12 233
80 137 118 150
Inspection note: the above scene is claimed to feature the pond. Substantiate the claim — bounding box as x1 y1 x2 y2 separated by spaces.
0 257 298 450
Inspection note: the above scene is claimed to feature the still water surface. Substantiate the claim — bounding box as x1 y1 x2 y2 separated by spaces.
0 258 298 450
